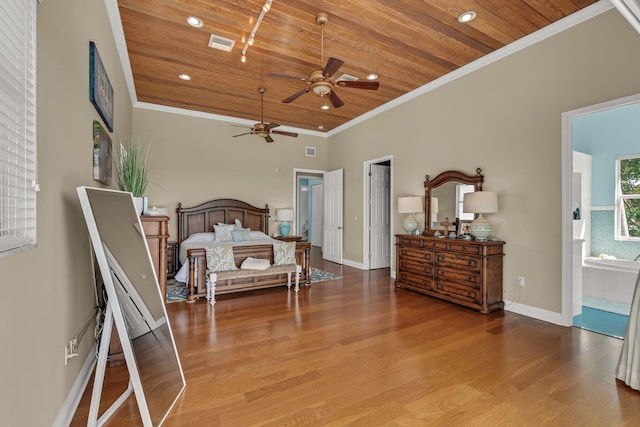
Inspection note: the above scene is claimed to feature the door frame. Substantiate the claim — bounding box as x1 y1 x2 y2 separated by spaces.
560 92 640 326
363 155 393 271
293 168 325 238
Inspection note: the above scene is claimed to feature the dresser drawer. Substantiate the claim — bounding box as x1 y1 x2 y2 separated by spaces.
434 280 480 304
436 252 481 272
399 259 433 275
435 267 480 288
397 271 433 290
398 247 434 263
448 242 482 255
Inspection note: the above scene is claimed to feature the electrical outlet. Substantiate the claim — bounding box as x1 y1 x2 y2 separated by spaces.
517 276 525 287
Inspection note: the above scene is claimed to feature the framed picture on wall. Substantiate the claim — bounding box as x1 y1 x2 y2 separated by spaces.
89 41 114 132
93 120 112 185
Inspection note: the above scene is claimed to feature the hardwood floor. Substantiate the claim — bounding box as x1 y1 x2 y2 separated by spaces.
71 251 640 426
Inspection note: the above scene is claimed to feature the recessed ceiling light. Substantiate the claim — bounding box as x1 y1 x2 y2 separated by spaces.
318 125 325 130
366 73 378 80
187 16 203 28
320 104 330 110
178 74 191 81
458 11 476 23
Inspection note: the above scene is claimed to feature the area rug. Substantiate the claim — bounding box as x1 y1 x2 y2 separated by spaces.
165 267 342 303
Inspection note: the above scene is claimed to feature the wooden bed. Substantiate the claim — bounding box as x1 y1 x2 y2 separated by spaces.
176 199 311 302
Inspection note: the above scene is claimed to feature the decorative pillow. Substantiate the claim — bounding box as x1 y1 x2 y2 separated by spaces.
213 224 235 242
234 218 250 231
206 245 237 272
273 241 296 265
240 257 270 270
231 230 250 242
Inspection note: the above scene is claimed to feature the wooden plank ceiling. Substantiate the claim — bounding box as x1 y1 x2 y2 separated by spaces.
118 0 597 133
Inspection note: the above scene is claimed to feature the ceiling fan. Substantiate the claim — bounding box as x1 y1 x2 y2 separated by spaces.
232 87 298 143
269 12 379 109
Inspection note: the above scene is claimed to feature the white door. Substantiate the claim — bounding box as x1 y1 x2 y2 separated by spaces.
311 184 323 247
370 164 390 269
323 169 343 263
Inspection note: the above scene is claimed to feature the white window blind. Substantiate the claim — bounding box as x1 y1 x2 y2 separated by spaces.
0 0 37 256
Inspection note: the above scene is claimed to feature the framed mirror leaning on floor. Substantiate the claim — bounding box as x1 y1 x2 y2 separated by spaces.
77 187 185 426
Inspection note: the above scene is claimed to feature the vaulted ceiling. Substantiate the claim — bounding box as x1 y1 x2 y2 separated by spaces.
117 0 599 133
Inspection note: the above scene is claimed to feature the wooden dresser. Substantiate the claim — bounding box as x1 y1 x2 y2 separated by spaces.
395 234 504 313
141 215 170 303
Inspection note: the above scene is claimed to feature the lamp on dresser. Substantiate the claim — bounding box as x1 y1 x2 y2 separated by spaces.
463 191 498 240
276 209 294 237
398 196 423 235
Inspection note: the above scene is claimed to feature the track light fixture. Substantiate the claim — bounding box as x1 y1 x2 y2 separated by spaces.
240 0 272 62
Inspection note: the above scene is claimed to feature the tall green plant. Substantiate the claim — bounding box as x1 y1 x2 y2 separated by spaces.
114 137 149 197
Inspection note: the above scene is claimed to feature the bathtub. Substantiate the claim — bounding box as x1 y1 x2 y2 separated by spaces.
582 257 639 304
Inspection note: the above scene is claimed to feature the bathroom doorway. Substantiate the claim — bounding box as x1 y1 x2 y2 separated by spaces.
562 93 640 337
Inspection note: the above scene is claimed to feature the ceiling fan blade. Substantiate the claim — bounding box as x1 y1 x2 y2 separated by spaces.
336 80 380 90
282 87 310 103
268 72 306 81
264 135 274 143
230 124 253 128
232 132 253 137
266 122 280 129
329 90 344 108
272 130 298 138
323 57 344 78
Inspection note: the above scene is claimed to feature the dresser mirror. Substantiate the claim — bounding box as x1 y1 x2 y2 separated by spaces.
423 168 484 235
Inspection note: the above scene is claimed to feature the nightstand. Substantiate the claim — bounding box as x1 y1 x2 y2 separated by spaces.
274 235 303 242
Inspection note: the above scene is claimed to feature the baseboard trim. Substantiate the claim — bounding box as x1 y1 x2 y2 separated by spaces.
504 300 564 326
52 345 97 427
342 258 365 270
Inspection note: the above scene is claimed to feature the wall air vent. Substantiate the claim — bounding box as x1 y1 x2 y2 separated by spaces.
208 34 235 52
306 147 317 157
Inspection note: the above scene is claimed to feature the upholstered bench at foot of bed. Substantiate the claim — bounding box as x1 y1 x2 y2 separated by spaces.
206 264 302 306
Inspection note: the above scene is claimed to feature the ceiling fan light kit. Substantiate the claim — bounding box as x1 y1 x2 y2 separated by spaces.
269 12 380 109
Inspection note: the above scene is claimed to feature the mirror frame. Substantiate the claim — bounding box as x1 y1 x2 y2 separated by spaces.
423 168 484 235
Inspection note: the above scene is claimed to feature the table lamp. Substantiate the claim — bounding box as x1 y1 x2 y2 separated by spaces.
462 191 498 240
398 196 423 235
276 209 294 237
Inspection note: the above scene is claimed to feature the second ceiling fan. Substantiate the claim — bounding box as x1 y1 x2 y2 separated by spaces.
232 87 298 143
269 12 379 109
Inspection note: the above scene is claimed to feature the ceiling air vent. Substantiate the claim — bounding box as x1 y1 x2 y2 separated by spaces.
336 73 358 81
306 147 317 157
208 34 235 52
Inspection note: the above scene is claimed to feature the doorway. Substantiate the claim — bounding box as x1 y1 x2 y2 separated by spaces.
561 92 640 336
364 156 392 270
295 169 324 247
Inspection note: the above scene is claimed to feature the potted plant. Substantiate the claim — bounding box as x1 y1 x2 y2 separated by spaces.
114 136 149 215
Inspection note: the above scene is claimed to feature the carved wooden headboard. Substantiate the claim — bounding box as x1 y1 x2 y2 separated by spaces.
176 199 269 244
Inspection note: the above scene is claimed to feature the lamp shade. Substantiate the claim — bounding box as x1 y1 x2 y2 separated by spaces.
398 196 423 214
463 191 498 214
276 209 294 222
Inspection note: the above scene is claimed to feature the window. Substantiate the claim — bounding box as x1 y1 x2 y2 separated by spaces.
0 0 37 256
615 155 640 240
456 184 475 221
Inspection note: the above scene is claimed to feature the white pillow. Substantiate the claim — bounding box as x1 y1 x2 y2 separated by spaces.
240 257 270 270
213 224 235 242
184 232 216 243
